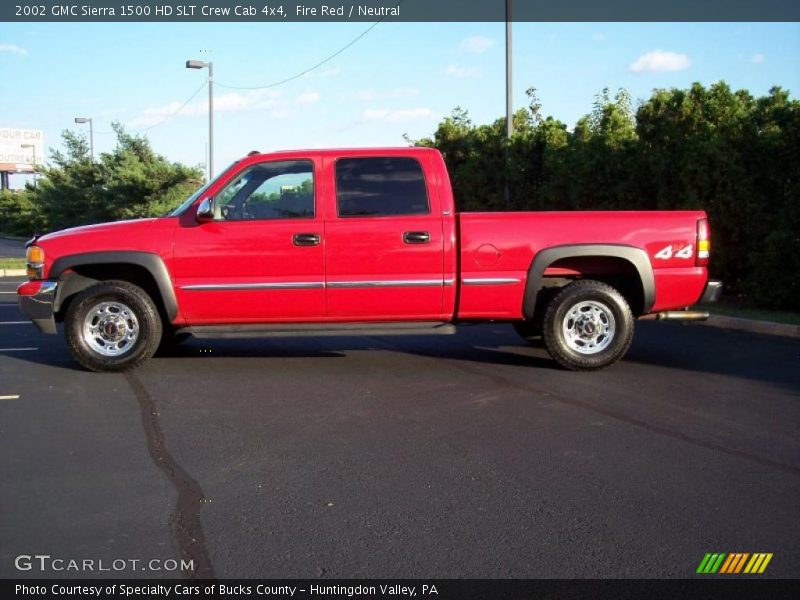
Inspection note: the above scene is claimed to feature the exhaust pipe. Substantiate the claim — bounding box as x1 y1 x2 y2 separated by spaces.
655 311 709 321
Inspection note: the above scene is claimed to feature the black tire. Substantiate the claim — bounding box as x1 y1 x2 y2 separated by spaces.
64 280 163 372
542 280 634 371
512 320 542 344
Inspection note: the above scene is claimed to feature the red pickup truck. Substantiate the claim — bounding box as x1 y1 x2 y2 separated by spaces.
18 147 720 372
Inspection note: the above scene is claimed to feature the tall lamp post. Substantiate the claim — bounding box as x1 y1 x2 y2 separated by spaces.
186 59 214 179
21 143 37 188
506 0 513 141
74 117 94 161
504 0 513 208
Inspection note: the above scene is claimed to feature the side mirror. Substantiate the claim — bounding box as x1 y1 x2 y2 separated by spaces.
196 197 215 223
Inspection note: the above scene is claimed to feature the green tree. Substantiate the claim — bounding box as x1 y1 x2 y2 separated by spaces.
26 123 203 232
412 82 799 310
0 188 44 236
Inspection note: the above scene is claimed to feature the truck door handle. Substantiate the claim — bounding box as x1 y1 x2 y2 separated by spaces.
293 233 320 246
403 231 430 244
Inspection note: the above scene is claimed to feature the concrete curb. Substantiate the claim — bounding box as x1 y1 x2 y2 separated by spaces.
1 269 26 277
701 314 800 339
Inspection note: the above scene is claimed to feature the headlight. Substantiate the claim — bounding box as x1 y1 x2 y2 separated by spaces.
26 245 45 280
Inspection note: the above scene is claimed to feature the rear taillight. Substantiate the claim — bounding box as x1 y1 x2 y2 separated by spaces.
696 218 710 266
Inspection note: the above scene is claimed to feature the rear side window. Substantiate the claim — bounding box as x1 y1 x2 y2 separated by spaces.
335 157 430 217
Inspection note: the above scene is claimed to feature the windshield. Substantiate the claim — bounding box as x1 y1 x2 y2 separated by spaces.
168 161 239 216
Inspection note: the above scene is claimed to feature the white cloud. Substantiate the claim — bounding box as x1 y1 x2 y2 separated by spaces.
362 108 437 123
629 50 691 73
0 43 28 56
128 101 192 127
750 53 765 64
591 33 607 42
355 87 420 102
214 91 274 112
100 107 129 117
127 89 283 127
459 35 494 54
296 91 320 104
444 64 481 79
356 90 376 101
363 108 389 120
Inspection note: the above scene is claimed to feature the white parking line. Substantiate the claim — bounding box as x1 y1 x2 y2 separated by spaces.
0 322 29 325
0 395 20 400
0 292 18 294
0 348 38 352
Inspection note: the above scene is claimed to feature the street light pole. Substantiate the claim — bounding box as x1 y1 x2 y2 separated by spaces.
504 0 513 208
186 59 214 179
21 143 37 189
208 62 214 179
506 0 513 141
74 117 94 161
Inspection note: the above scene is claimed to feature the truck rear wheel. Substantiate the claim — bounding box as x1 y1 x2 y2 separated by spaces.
64 280 162 372
542 280 633 371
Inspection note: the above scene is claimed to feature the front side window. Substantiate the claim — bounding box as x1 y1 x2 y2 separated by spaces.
170 161 239 217
215 160 314 221
335 157 430 217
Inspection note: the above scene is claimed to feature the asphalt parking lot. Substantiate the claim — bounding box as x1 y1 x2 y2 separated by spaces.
0 275 798 580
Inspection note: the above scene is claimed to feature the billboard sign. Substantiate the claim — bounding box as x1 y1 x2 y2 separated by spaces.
0 128 44 173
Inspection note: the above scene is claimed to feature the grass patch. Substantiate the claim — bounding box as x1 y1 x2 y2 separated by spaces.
0 257 25 270
698 303 800 326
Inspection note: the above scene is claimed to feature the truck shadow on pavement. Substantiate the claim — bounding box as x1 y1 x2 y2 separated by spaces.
150 322 799 392
5 322 798 392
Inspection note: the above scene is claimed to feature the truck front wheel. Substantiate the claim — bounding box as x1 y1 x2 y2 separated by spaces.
64 280 163 372
542 280 634 371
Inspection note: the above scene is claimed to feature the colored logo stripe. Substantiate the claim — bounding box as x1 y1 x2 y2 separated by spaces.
719 553 750 573
697 553 726 573
698 552 773 574
744 553 773 574
719 554 736 573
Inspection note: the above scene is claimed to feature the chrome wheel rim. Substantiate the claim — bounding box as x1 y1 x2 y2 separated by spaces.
562 300 616 355
82 301 140 357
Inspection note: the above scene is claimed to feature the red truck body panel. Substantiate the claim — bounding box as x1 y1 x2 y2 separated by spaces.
457 211 708 318
27 147 711 328
36 217 176 281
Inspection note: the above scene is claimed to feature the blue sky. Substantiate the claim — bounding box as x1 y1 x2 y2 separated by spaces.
1 21 798 183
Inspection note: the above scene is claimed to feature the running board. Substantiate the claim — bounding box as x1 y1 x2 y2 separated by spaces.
179 321 457 339
640 311 710 321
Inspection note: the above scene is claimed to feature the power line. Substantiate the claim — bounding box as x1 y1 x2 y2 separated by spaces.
133 80 208 132
92 4 402 136
94 80 207 135
215 7 400 91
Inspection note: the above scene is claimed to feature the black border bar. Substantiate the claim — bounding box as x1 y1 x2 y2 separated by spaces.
5 579 800 600
3 0 800 23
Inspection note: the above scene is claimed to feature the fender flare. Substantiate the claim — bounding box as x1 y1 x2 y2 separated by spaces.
49 251 178 321
522 244 655 319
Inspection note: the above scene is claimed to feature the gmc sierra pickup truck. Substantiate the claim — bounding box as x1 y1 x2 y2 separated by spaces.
18 147 721 372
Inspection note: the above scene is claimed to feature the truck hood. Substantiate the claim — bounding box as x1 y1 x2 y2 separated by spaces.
35 217 178 278
38 218 161 242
